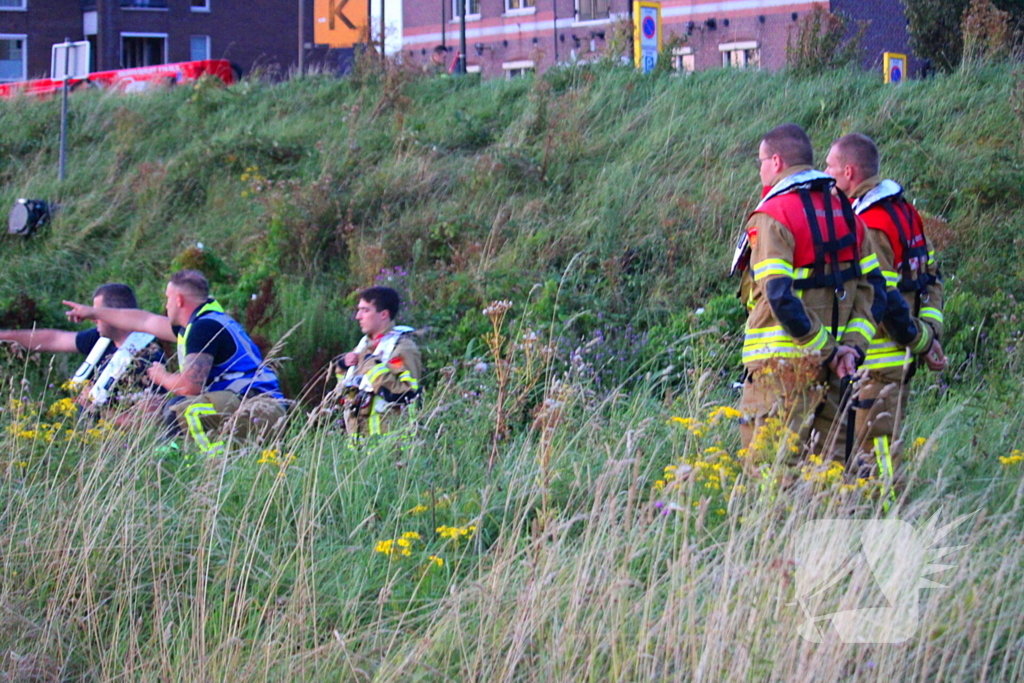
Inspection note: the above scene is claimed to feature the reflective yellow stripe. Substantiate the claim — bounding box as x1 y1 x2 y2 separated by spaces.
183 402 224 456
797 327 828 352
860 253 880 273
368 398 382 436
874 436 892 476
874 436 897 510
846 317 876 341
752 258 794 281
920 307 943 325
911 327 933 354
880 269 899 288
365 363 389 383
743 325 838 362
398 370 419 391
864 340 909 369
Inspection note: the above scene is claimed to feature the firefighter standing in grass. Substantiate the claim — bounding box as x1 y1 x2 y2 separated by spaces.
332 286 422 437
736 123 894 463
825 133 946 485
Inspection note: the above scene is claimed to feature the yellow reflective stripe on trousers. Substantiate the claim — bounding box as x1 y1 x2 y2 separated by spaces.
184 402 224 456
751 258 794 281
368 396 383 436
880 269 899 288
874 435 897 510
920 307 943 325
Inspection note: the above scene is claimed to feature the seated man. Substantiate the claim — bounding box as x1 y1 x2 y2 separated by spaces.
0 283 165 412
65 270 287 455
332 286 421 437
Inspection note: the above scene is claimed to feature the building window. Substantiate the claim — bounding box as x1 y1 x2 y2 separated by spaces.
672 46 694 74
506 0 534 11
0 35 26 82
503 59 535 79
719 41 760 69
452 0 480 18
121 33 167 68
0 1 27 11
120 0 169 8
190 35 210 61
191 0 210 11
577 0 609 22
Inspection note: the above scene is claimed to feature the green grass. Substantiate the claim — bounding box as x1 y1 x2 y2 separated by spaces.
0 59 1022 681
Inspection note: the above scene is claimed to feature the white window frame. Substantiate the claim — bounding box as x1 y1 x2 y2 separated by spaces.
120 32 168 67
504 0 536 17
450 0 481 22
0 0 27 12
0 33 27 82
502 59 535 79
672 46 694 74
190 35 210 61
575 0 610 24
719 40 760 69
191 0 210 12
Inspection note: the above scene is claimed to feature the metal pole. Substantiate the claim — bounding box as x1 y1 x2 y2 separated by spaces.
458 0 467 74
58 38 70 182
441 0 446 49
553 0 558 62
298 0 304 74
380 0 386 62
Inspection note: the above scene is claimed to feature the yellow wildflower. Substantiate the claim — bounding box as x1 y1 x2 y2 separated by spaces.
707 406 742 422
999 449 1024 466
428 555 444 567
46 398 78 420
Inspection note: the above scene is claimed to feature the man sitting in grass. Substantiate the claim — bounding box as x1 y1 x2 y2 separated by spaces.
331 286 421 437
64 270 286 456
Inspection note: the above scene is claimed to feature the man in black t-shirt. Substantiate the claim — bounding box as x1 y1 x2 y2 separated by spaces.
0 283 165 406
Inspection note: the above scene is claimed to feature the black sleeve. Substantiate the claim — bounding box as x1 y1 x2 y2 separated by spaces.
75 328 102 356
882 290 919 347
866 268 889 326
765 277 813 339
184 318 237 366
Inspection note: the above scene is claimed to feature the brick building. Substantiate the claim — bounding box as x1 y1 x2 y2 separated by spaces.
0 0 324 82
402 1 914 79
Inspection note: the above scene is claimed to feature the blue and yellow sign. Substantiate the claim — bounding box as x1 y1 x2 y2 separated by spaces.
633 1 662 74
883 52 907 84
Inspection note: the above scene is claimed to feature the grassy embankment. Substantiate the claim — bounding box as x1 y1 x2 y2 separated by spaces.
0 61 1021 681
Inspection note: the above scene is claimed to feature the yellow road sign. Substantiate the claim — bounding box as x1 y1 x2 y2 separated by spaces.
314 0 370 48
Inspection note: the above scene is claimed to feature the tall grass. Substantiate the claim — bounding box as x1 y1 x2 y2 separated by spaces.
0 354 1021 681
0 60 1022 681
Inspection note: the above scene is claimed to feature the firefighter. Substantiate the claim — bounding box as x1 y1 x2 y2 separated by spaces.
825 133 946 487
332 286 422 437
737 123 891 464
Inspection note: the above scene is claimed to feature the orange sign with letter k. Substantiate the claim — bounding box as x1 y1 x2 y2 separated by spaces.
314 0 370 48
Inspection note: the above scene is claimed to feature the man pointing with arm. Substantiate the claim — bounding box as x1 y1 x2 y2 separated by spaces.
66 270 286 455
